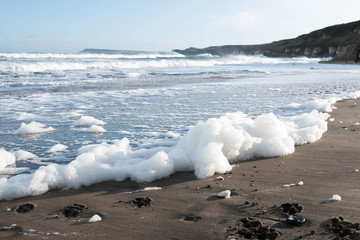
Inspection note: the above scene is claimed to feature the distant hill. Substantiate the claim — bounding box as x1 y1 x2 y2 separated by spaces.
173 20 360 63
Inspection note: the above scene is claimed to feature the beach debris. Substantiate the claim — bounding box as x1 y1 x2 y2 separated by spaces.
352 122 360 126
329 118 335 122
217 190 231 198
282 181 303 188
142 187 161 191
201 184 212 189
15 202 37 213
0 223 22 232
120 186 161 194
88 214 102 223
286 215 306 226
226 217 282 239
281 203 303 215
216 176 224 181
183 214 202 222
282 183 296 188
327 194 341 202
328 216 360 239
355 169 359 172
60 203 88 218
131 197 152 208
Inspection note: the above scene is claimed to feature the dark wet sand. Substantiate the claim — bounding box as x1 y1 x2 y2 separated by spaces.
1 99 359 239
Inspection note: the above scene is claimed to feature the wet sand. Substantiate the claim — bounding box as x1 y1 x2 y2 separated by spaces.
1 99 359 239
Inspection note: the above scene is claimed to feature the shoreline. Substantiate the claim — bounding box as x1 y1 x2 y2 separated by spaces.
1 99 360 239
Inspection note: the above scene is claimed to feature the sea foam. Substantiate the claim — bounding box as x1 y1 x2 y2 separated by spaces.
48 144 68 154
0 149 16 169
14 122 54 135
73 116 106 127
0 109 329 200
13 150 37 161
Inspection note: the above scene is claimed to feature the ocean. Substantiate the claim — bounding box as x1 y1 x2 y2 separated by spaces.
1 51 360 200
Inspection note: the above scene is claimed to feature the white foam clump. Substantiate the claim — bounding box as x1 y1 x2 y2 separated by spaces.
14 121 54 134
0 167 29 175
14 150 37 160
328 194 341 201
48 144 68 154
287 98 337 113
73 116 105 127
81 125 107 133
88 214 102 223
0 149 16 169
17 112 37 121
217 190 231 198
0 110 329 200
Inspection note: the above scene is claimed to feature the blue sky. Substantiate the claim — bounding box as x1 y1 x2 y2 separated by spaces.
1 0 359 53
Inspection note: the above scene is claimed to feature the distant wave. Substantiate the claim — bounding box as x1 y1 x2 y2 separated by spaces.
0 52 185 60
0 55 321 74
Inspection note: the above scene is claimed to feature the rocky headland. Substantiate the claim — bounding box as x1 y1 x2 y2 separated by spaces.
173 20 360 63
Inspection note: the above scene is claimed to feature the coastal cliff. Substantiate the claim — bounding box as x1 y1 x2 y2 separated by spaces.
173 20 360 63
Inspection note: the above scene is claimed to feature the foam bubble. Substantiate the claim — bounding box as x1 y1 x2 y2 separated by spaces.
81 125 107 133
0 149 16 169
73 116 105 127
286 98 338 113
14 121 55 134
17 112 37 121
48 144 68 154
14 150 37 161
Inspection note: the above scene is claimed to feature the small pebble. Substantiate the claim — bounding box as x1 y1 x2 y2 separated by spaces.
286 215 306 226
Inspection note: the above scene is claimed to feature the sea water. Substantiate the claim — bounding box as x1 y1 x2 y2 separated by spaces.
0 51 360 200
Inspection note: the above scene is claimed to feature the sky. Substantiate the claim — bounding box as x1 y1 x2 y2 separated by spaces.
0 0 359 53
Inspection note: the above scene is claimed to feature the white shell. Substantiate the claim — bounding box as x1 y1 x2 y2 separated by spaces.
88 214 102 223
328 194 341 201
217 190 231 198
216 176 224 181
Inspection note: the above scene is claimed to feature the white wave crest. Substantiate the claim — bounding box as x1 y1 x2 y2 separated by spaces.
0 55 321 74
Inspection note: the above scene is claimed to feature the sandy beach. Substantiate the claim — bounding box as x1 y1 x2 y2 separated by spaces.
1 99 360 240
